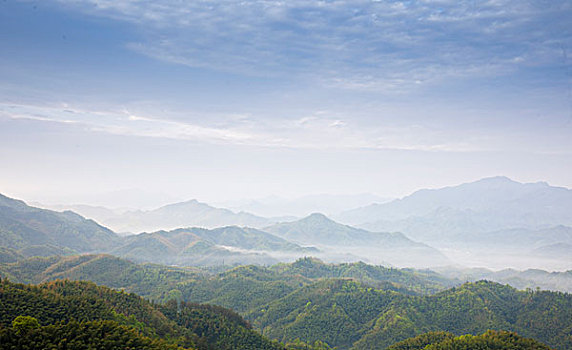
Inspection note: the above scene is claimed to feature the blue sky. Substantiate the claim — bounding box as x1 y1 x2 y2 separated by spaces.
1 0 571 207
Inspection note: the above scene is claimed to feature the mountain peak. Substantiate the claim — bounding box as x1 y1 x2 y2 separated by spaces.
474 176 519 185
178 199 200 205
302 212 333 222
159 199 204 210
0 193 28 210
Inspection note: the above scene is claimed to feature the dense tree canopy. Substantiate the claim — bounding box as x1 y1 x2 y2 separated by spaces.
2 257 571 350
0 278 285 350
387 330 553 350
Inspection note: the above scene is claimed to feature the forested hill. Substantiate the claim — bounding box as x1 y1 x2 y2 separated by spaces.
2 255 571 349
0 193 119 255
0 255 460 304
246 280 572 350
386 330 553 350
0 278 285 350
1 256 571 349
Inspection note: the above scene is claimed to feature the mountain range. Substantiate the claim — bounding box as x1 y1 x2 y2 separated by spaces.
1 192 447 268
337 176 572 228
334 176 572 269
3 176 572 270
0 194 119 254
109 226 319 266
265 213 449 267
38 199 275 234
2 176 572 350
218 193 392 218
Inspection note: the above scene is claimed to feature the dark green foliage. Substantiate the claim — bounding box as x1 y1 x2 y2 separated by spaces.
2 256 571 350
241 279 572 350
387 330 553 350
0 254 203 299
0 256 460 312
176 264 309 314
386 331 454 350
285 339 333 350
354 281 572 350
11 315 40 335
248 278 402 348
0 278 284 350
0 319 185 350
0 278 183 340
161 301 284 350
272 257 457 294
172 257 460 319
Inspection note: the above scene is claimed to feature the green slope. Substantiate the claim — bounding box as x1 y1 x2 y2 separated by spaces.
247 279 572 349
0 254 203 299
386 330 552 350
2 255 570 349
110 226 315 266
0 278 284 350
0 193 119 254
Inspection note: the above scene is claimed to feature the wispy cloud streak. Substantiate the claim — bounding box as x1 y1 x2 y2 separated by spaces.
0 102 500 152
54 0 572 92
2 97 569 156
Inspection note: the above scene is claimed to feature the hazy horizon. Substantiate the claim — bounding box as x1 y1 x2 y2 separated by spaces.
4 175 570 211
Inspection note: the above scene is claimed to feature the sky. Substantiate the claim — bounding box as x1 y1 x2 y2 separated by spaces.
1 0 571 208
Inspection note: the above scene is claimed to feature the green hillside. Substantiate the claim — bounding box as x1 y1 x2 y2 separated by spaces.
0 278 284 350
1 255 571 349
0 194 119 254
387 330 552 350
0 254 204 299
0 318 186 350
247 279 572 349
110 227 313 266
0 255 459 306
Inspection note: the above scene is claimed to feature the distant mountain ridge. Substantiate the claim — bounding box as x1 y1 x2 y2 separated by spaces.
1 192 453 268
265 213 450 267
333 177 572 269
0 193 119 254
4 175 571 270
434 265 572 293
0 193 310 266
338 176 572 226
65 199 275 234
110 226 317 266
266 213 413 246
220 193 391 217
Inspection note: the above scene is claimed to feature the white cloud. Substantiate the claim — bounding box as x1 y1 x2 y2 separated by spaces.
0 102 497 152
53 0 572 93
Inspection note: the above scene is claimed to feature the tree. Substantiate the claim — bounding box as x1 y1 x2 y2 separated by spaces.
12 316 40 335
